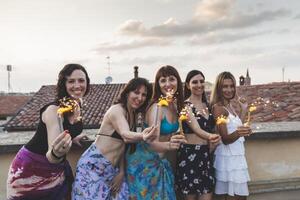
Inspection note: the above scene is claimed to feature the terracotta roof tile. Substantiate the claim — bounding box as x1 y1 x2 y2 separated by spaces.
4 81 300 131
5 84 125 131
0 95 32 117
235 82 300 123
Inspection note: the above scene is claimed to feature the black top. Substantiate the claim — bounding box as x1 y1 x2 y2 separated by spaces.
97 130 123 140
182 101 215 134
25 102 83 155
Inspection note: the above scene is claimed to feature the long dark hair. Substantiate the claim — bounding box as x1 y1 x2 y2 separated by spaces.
115 77 153 113
116 78 153 155
210 71 236 106
152 65 184 113
56 63 90 101
184 70 208 105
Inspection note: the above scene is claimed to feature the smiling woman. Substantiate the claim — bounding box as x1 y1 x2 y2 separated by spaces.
211 71 252 200
72 77 157 200
6 64 90 200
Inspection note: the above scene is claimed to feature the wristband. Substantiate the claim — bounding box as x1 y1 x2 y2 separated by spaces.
51 149 64 160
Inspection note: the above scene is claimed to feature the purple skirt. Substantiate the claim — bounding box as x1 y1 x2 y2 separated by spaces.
7 146 73 200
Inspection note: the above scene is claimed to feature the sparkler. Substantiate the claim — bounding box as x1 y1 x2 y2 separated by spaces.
178 107 188 135
57 97 81 132
244 103 257 126
154 89 174 126
216 115 229 125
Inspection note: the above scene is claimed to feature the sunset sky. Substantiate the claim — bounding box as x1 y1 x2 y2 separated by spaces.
0 0 299 92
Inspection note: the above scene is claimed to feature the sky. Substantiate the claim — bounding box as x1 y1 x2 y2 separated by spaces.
0 0 299 92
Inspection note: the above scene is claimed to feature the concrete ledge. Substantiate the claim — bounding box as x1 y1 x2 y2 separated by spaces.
249 178 300 194
0 130 97 154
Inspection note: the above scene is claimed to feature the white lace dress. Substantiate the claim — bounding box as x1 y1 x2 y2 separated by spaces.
214 109 250 196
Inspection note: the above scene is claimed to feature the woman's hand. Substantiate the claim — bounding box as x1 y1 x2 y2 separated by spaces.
208 134 221 153
238 96 248 113
110 171 124 197
168 134 187 150
208 134 221 143
51 130 72 158
72 133 89 147
142 126 157 143
237 125 252 137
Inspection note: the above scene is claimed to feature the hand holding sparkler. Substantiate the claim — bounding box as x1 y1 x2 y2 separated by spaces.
244 103 257 126
57 97 82 132
216 115 229 125
154 89 175 126
178 107 188 135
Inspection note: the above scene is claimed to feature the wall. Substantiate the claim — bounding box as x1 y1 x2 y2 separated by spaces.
1 122 300 198
0 148 86 200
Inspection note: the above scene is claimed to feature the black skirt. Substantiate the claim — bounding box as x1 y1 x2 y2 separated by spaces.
175 143 215 195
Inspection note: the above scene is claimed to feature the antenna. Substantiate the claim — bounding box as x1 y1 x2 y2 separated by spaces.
282 67 285 82
105 56 113 84
7 65 12 93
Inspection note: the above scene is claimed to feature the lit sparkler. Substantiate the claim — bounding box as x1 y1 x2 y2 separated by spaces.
216 115 229 125
57 97 81 132
178 107 189 135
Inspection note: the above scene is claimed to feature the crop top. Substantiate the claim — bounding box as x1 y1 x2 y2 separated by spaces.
160 116 179 136
182 102 215 134
25 102 83 155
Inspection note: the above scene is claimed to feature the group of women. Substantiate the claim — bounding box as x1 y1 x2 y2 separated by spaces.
6 64 252 200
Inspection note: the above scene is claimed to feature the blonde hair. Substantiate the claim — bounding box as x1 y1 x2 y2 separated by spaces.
210 71 236 106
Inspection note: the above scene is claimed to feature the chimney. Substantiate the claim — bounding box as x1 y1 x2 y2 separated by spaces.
134 66 139 78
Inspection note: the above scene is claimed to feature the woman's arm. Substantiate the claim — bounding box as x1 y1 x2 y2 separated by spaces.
43 105 72 163
212 105 250 145
186 107 220 142
108 105 156 143
110 152 125 196
145 104 186 153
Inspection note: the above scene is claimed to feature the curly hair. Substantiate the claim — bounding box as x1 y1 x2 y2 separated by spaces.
56 63 90 100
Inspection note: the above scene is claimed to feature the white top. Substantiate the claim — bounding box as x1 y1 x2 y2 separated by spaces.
214 107 245 156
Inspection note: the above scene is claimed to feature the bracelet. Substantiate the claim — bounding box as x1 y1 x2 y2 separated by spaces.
51 149 64 160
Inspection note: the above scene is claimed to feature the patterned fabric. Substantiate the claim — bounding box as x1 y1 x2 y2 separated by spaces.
72 143 129 200
176 102 216 196
126 142 176 200
176 144 215 195
7 147 73 200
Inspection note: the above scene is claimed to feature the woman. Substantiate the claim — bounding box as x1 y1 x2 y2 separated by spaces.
126 65 219 200
72 77 157 200
211 72 252 200
7 63 90 200
176 70 220 200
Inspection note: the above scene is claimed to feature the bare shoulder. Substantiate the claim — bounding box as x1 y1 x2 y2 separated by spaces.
147 103 158 113
212 103 228 117
106 104 126 119
42 105 59 122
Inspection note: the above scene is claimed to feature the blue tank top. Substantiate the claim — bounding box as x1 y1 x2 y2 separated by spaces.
160 116 179 135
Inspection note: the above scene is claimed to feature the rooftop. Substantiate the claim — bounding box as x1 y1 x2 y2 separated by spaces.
0 95 32 117
4 81 300 131
5 84 125 131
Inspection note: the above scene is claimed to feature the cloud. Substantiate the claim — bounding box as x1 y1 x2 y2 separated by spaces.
118 20 146 36
294 13 300 19
117 1 289 38
188 31 268 45
194 0 234 20
93 38 172 54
